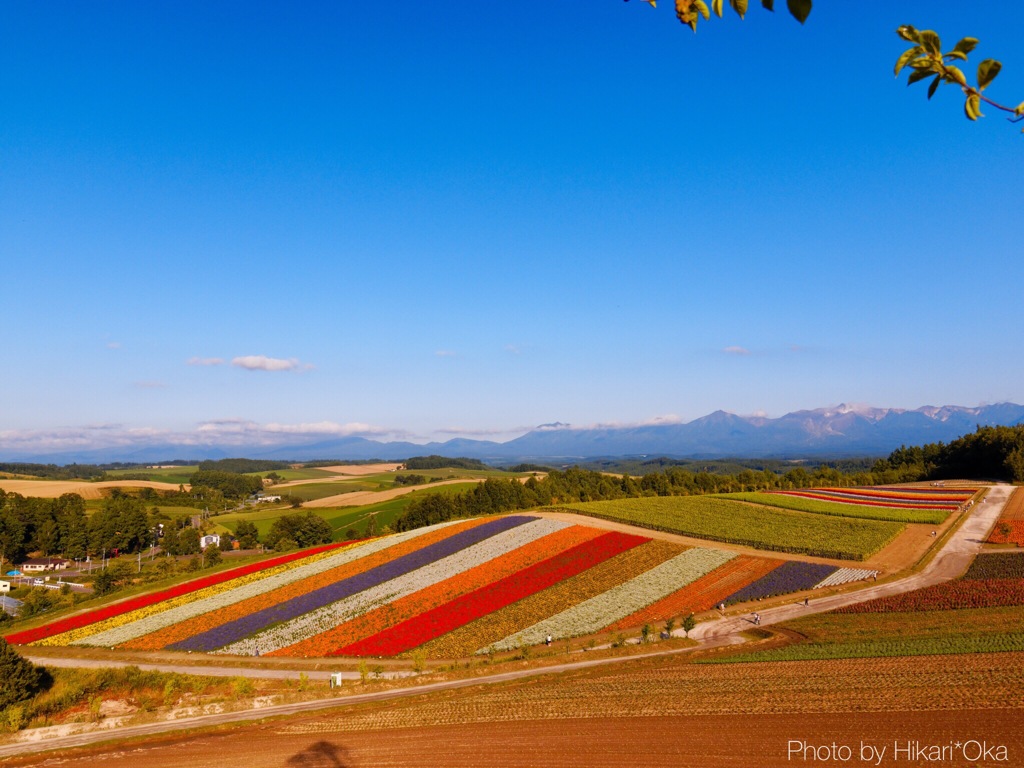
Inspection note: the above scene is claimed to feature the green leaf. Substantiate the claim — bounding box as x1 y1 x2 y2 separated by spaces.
729 0 748 19
694 0 711 21
943 65 967 87
927 76 941 100
907 68 933 86
713 0 724 16
1016 101 1024 117
919 30 941 56
977 59 1001 91
761 0 774 9
964 93 982 120
943 51 967 62
896 26 921 44
953 37 979 56
786 0 811 24
894 47 918 76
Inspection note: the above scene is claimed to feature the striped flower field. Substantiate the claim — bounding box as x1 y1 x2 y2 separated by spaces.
5 514 876 658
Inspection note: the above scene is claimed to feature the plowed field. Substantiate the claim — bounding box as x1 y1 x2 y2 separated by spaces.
14 652 1024 768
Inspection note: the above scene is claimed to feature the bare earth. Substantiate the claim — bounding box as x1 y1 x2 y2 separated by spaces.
302 478 485 508
0 480 183 500
8 651 1023 767
306 463 403 476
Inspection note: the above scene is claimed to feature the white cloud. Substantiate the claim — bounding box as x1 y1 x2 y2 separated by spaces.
434 350 457 358
723 346 751 356
106 341 122 350
187 357 225 366
231 355 307 372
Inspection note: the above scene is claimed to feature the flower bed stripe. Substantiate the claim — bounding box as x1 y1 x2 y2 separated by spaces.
606 555 784 631
775 491 959 510
4 541 350 646
272 522 605 657
112 519 483 650
835 578 1024 613
337 531 652 657
489 546 734 650
813 567 878 589
724 560 837 605
55 543 371 647
416 539 682 659
172 515 534 652
216 517 570 656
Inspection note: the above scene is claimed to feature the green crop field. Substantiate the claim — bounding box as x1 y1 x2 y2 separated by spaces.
549 496 902 560
706 604 1024 663
246 467 336 481
104 466 197 484
722 492 952 525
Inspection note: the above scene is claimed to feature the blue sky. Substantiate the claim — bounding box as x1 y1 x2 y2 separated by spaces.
2 2 1022 454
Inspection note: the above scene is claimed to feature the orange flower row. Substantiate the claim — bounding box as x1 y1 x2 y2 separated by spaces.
122 518 488 650
272 524 606 657
418 539 684 658
606 554 784 631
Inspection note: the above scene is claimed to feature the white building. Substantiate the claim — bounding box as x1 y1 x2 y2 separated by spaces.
200 534 221 549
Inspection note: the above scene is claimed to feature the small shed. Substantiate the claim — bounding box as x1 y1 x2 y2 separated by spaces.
200 534 221 549
0 580 10 593
20 558 70 573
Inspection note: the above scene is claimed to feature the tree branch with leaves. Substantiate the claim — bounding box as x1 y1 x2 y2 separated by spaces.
894 26 1024 131
627 1 1023 131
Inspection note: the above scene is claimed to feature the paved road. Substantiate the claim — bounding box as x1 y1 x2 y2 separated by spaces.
5 485 1012 759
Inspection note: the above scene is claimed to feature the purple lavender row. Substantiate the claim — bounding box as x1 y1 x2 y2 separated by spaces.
723 561 837 605
170 516 533 652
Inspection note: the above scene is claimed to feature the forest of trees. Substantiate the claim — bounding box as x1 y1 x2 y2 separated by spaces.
0 491 160 565
404 456 490 470
197 458 289 474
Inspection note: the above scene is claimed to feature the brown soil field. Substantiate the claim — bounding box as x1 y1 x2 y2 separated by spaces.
14 710 1022 768
13 652 1024 767
307 463 402 476
0 479 183 500
302 478 485 508
997 487 1024 521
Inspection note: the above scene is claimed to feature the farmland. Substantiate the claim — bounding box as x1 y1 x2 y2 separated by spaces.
549 496 902 560
986 487 1024 545
5 513 873 658
723 491 955 524
10 655 1024 768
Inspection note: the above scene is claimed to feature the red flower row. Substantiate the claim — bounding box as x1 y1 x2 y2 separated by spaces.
4 542 349 645
335 531 649 656
835 578 1024 613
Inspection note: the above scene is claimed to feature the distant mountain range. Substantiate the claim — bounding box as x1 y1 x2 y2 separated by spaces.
4 403 1024 465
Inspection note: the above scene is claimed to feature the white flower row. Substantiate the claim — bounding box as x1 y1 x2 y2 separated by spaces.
216 517 571 655
485 547 735 652
813 567 878 589
76 521 467 647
